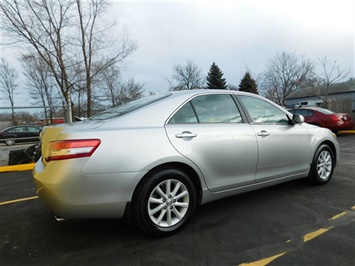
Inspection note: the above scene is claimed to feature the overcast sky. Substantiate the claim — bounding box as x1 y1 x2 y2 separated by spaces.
111 0 354 93
1 0 354 106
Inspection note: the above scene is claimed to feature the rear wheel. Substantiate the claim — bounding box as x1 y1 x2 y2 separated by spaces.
308 144 335 185
133 168 197 237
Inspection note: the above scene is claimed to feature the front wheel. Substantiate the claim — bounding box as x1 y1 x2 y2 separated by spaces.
308 144 335 185
133 168 197 237
5 139 15 146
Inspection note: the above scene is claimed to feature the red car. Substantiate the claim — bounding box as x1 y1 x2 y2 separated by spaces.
292 107 354 133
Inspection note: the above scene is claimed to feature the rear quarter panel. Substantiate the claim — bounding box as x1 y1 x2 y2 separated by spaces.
78 127 185 174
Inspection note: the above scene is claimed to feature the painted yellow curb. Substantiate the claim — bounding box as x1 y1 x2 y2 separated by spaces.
0 163 35 173
338 130 355 134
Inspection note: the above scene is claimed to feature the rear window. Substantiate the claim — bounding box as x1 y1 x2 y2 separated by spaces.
316 108 334 114
89 93 171 120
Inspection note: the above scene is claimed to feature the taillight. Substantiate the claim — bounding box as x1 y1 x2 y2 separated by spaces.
45 139 101 162
329 115 339 122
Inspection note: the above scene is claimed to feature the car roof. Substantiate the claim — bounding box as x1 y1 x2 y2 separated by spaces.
169 89 246 96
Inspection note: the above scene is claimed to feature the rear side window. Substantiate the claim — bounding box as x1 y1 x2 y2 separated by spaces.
168 102 198 124
168 94 243 124
316 108 334 114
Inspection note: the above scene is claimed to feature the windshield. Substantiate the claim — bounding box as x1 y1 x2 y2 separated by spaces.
89 93 171 120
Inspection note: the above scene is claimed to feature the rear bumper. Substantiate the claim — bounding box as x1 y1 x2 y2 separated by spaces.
33 158 145 220
328 121 354 132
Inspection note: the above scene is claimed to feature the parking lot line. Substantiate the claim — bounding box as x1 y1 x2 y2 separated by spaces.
239 252 287 266
239 206 353 265
0 196 38 206
303 227 333 242
329 211 347 220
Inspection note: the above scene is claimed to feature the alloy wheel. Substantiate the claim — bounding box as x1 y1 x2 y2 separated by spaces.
316 150 332 180
147 179 190 227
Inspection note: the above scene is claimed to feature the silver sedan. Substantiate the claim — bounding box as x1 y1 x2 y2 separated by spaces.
33 90 339 237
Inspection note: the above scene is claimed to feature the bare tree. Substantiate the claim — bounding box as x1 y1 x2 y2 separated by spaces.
75 0 136 116
0 58 18 124
0 0 136 121
169 60 204 91
95 75 144 107
70 64 89 117
308 57 351 108
99 65 121 107
22 54 60 123
116 79 144 105
261 52 315 106
0 0 75 121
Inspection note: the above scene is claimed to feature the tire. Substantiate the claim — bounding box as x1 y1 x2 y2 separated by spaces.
133 168 197 237
5 139 15 146
308 144 335 185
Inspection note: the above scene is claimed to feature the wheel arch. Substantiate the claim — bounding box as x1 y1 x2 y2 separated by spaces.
132 162 203 206
318 140 337 166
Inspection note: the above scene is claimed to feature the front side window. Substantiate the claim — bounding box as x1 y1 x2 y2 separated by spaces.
239 95 288 124
168 94 243 124
9 127 25 132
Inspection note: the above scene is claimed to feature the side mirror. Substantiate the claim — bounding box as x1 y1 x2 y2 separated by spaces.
292 114 304 124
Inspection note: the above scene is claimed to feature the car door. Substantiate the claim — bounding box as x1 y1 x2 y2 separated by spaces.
237 95 311 182
27 126 41 140
165 93 258 192
11 127 26 139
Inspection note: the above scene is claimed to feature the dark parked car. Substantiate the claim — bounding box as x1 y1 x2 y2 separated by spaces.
0 125 42 146
291 107 354 133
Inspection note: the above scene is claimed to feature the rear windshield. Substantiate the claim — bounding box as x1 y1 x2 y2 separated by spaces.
89 93 171 120
316 108 334 114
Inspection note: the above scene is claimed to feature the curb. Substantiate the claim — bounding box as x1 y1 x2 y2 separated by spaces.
0 163 35 173
338 130 355 134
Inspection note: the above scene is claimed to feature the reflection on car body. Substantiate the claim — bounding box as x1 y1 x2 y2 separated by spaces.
33 90 339 237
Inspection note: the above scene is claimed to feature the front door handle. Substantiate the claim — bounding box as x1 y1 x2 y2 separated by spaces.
257 130 270 137
175 131 197 138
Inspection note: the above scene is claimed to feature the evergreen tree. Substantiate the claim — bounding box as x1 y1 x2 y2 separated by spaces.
206 62 227 89
239 71 258 94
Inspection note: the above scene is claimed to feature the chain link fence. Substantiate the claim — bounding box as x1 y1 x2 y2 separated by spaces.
0 106 65 167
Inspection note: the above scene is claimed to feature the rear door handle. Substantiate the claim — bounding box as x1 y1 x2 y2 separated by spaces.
257 130 270 137
175 131 197 138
